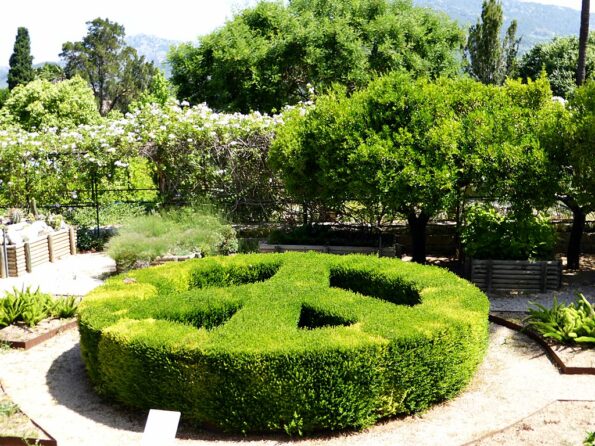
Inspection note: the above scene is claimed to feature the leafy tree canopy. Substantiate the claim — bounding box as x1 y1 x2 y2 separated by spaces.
34 63 66 83
271 73 557 262
169 0 465 113
61 18 158 116
518 32 595 97
8 27 34 90
0 76 101 131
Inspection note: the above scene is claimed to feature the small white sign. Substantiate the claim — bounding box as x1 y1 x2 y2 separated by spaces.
141 409 181 446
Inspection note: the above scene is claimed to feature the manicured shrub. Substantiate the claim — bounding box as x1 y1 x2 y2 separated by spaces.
106 207 238 271
462 204 556 260
78 252 489 435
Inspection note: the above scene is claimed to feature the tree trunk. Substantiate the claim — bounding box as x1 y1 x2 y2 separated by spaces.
566 206 586 270
576 0 590 86
407 211 430 264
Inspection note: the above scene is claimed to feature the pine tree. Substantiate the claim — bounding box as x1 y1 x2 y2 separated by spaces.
466 0 520 85
7 27 34 90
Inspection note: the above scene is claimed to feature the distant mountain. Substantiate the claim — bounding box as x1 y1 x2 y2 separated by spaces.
0 66 7 88
414 0 595 53
0 34 178 88
126 34 179 77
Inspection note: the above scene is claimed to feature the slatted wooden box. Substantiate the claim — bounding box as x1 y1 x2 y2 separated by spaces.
467 259 562 293
0 228 77 278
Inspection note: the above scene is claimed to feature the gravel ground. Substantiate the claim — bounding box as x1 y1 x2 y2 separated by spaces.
0 252 115 296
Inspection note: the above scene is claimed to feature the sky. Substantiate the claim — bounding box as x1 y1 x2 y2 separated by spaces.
0 0 584 66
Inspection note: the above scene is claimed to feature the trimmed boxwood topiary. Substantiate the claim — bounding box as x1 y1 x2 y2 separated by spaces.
78 252 489 435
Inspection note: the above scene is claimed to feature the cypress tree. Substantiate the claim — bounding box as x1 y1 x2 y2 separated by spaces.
466 0 520 85
8 27 34 90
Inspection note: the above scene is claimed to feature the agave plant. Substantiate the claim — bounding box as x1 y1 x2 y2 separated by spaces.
524 294 595 345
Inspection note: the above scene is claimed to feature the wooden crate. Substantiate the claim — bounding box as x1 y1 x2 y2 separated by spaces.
5 244 27 277
468 259 562 292
0 228 77 278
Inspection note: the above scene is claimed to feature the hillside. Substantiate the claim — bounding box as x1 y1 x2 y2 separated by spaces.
414 0 594 52
0 34 178 88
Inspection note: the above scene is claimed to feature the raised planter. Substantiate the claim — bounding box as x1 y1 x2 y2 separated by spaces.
0 383 57 446
0 228 77 278
259 241 401 257
0 318 78 350
467 259 562 292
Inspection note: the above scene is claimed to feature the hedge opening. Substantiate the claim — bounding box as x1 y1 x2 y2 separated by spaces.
78 252 489 435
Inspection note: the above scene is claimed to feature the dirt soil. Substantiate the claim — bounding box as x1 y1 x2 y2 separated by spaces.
0 318 76 344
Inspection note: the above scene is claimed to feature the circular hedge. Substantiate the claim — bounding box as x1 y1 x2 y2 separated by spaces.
78 252 489 435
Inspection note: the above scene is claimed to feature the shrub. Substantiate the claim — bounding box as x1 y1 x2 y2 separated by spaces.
78 252 489 435
106 207 238 271
462 205 556 260
525 294 595 345
0 286 78 328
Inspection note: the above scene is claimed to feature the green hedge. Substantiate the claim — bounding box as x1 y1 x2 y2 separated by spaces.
78 252 489 435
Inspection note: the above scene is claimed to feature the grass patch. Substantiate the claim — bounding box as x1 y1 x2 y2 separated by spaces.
107 207 238 271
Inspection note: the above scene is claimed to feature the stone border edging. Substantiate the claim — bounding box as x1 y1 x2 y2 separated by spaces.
488 314 595 375
1 319 78 350
0 383 58 446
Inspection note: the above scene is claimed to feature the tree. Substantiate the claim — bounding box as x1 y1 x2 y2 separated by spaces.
169 0 465 113
577 0 591 85
466 0 520 85
0 88 9 109
133 70 172 108
34 63 65 83
548 82 595 269
518 33 595 97
0 77 101 131
7 27 34 90
61 18 157 116
271 74 555 263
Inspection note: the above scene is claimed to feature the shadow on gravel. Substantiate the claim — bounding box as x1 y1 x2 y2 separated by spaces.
44 343 352 443
46 343 144 433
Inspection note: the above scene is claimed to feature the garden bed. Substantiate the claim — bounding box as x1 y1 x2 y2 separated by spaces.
0 318 77 350
0 384 57 446
489 312 595 374
1 228 77 278
467 259 562 292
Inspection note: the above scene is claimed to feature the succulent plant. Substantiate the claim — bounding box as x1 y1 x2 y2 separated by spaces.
46 213 64 231
29 198 39 219
8 208 24 224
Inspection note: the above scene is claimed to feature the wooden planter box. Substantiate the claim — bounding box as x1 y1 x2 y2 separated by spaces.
0 228 77 278
467 259 562 292
259 241 400 258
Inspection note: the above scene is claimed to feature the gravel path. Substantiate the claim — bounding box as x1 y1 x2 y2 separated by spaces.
0 253 115 296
